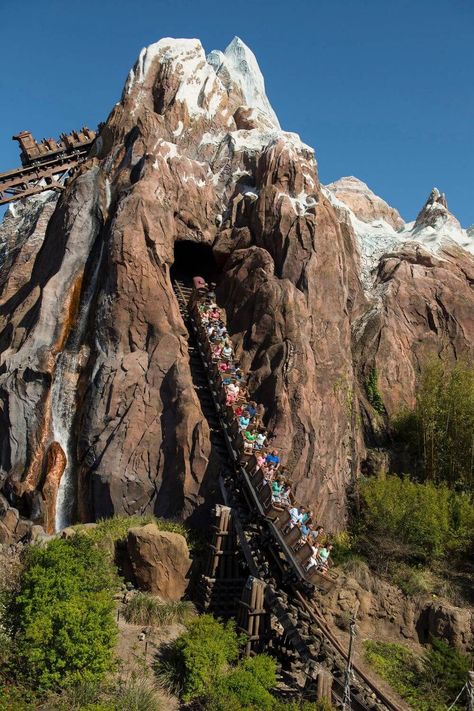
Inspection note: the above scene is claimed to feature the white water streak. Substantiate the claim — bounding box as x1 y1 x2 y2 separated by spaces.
53 247 103 531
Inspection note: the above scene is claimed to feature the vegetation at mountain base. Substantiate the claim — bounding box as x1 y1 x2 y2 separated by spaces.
393 358 474 492
364 638 472 711
74 514 188 546
1 535 119 693
123 593 196 627
359 475 474 560
154 613 332 710
365 367 385 415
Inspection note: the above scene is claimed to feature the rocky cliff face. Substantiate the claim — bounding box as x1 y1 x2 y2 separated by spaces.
0 36 472 538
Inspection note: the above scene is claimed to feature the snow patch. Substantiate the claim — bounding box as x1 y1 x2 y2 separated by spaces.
207 37 280 129
172 121 184 137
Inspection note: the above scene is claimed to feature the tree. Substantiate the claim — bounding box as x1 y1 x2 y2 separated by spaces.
393 359 474 491
6 535 118 691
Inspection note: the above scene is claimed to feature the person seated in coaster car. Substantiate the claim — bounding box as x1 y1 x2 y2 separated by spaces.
288 505 306 529
222 342 233 360
316 544 333 574
271 476 284 503
211 342 224 359
279 481 293 507
246 400 257 418
265 449 280 471
238 412 250 430
243 428 257 454
254 431 267 450
305 543 321 572
225 381 240 397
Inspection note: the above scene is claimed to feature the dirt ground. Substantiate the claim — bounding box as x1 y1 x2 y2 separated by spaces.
114 596 181 710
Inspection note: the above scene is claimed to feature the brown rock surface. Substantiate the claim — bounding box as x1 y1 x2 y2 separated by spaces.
41 442 67 534
126 523 191 600
326 176 405 230
354 243 474 418
0 36 473 539
320 565 474 653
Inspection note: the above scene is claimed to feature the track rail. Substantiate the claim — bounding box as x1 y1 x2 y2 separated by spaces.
172 277 402 711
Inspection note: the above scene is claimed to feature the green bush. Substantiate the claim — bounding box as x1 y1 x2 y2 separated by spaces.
359 474 474 559
124 593 195 627
5 535 118 692
423 636 471 701
154 615 241 702
364 638 471 710
208 655 277 711
393 359 474 490
365 367 385 415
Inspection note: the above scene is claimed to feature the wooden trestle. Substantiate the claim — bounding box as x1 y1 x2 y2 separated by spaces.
0 129 95 206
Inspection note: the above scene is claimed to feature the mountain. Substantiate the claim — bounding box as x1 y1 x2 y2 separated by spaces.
0 36 473 541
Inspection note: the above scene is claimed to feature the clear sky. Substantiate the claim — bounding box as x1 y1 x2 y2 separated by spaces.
1 0 472 225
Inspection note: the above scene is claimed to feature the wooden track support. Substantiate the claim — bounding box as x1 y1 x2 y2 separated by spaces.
237 576 268 656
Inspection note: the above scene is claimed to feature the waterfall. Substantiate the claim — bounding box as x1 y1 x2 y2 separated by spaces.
52 245 103 532
52 352 81 531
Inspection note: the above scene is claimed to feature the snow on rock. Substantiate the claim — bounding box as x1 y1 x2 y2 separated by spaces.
409 187 474 254
124 36 280 129
324 182 474 291
207 37 280 129
125 38 225 119
325 176 404 230
323 186 403 288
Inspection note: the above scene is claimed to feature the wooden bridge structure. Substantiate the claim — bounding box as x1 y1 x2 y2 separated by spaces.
0 128 95 206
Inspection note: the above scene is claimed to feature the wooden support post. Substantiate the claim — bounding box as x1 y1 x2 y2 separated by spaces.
316 669 332 701
237 576 267 656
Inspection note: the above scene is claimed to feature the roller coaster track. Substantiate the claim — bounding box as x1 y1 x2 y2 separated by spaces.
172 276 403 711
0 146 91 206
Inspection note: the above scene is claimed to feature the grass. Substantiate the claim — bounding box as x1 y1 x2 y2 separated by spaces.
39 674 169 710
386 562 436 597
75 514 188 542
124 593 196 627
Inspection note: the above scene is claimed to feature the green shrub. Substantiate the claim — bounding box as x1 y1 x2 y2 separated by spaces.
154 615 240 701
393 359 474 490
365 367 385 415
5 535 118 691
364 638 471 710
206 655 277 711
124 593 195 627
330 531 357 566
359 474 474 559
423 636 471 701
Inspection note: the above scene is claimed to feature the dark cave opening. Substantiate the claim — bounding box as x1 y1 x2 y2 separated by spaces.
170 240 219 284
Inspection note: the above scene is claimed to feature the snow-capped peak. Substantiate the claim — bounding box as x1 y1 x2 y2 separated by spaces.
409 187 472 254
207 37 280 129
324 180 474 292
124 36 280 129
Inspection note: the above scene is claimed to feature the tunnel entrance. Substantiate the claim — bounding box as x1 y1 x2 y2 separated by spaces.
170 240 219 284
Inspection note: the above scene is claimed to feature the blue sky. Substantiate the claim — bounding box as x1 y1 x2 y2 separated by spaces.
1 0 472 225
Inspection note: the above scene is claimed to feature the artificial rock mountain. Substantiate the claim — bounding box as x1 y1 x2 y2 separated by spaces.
0 37 473 540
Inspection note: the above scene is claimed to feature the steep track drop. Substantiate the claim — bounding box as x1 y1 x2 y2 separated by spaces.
172 277 402 711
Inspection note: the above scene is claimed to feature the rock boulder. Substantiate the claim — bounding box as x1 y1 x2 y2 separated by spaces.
126 523 191 600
